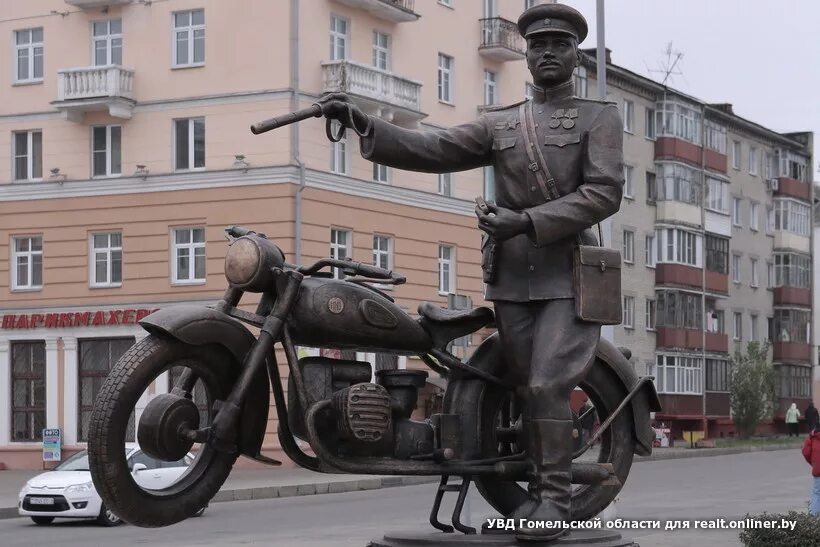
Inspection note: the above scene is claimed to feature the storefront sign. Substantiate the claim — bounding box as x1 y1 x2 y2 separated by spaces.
42 429 61 462
1 308 159 330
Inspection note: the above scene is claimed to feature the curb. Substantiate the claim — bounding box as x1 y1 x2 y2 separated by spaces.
0 443 801 520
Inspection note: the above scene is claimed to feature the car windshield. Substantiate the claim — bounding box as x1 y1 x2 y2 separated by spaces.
54 450 90 471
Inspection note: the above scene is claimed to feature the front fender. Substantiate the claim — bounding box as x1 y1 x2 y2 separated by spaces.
139 305 270 463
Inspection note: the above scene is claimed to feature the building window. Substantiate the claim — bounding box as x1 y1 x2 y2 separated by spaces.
12 236 43 290
330 228 350 280
706 359 730 392
622 296 634 329
733 312 742 341
622 100 634 133
656 163 701 205
774 253 811 289
622 230 634 264
91 232 122 287
645 108 656 139
573 66 587 98
655 100 702 144
704 121 727 153
655 355 702 395
776 365 811 399
773 309 811 344
750 258 759 287
749 202 759 231
766 205 774 235
174 118 205 170
706 304 724 334
750 314 759 341
483 167 495 201
773 199 811 237
172 9 205 67
655 227 701 267
14 28 43 83
438 245 455 294
329 15 348 61
764 151 774 180
330 121 348 175
705 177 728 213
767 261 774 289
372 31 390 70
483 70 497 106
172 227 206 284
91 125 122 177
373 163 389 183
12 130 43 181
655 290 703 330
749 146 758 175
783 151 809 182
732 197 742 227
525 0 540 10
645 233 656 268
623 165 634 199
11 342 46 442
438 53 453 103
92 19 122 66
645 299 655 330
439 0 452 6
373 235 392 271
705 235 728 274
645 171 656 202
732 254 741 283
438 173 453 196
78 338 135 442
732 140 741 170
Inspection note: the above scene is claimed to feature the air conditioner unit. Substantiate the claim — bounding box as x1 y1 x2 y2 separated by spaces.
768 178 779 192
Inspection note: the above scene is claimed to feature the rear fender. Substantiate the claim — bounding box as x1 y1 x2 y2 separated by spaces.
139 305 270 462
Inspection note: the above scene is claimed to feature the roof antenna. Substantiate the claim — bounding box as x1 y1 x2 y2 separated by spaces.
648 42 684 86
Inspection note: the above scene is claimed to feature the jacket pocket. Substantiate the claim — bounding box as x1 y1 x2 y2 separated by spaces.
492 137 517 151
544 133 581 148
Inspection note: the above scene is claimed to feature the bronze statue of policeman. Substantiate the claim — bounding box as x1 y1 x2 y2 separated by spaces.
319 3 624 541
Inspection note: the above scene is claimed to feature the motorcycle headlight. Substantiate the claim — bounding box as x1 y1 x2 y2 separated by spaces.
224 234 284 292
65 481 94 494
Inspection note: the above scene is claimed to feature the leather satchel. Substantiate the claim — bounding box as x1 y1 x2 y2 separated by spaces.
519 102 622 325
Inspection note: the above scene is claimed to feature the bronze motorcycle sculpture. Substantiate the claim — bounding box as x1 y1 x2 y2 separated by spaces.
87 225 660 530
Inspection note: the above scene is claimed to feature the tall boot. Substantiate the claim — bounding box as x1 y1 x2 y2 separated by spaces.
515 419 574 542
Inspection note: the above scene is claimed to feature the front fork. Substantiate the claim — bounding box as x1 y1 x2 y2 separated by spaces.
197 268 304 453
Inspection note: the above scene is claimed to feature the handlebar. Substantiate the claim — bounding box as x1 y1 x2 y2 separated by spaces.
298 258 405 285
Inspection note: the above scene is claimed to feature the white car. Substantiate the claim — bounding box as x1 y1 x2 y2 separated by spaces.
18 443 204 526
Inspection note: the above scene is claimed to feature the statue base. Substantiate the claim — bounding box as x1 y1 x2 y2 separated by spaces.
368 529 637 547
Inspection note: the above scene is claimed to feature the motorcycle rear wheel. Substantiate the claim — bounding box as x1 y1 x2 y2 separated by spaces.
446 357 635 522
88 335 239 527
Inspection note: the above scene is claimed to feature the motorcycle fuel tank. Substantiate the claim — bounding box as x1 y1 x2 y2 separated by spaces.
287 278 433 354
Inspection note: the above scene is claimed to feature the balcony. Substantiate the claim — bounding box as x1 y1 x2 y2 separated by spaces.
655 264 702 290
52 65 135 122
705 392 730 417
655 137 701 167
773 287 811 307
655 201 701 226
321 60 425 126
774 176 811 202
331 0 419 23
656 327 727 352
704 148 727 173
705 270 729 294
478 18 525 62
773 231 810 253
773 341 811 363
64 0 130 7
656 394 703 420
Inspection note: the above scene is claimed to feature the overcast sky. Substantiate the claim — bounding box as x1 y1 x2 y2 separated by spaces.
559 0 819 173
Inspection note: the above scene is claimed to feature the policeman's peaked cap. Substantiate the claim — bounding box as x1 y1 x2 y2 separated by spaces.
517 3 588 43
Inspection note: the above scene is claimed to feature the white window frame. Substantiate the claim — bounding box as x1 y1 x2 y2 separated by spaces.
732 197 742 227
655 354 703 395
373 163 389 183
91 19 122 66
732 140 741 170
732 254 741 283
733 312 742 341
12 129 43 182
705 177 728 213
623 165 634 198
89 232 122 288
622 100 634 133
750 314 759 342
174 117 205 170
330 15 348 61
773 198 811 237
622 296 634 329
11 235 43 291
330 121 348 175
483 70 497 106
655 227 702 267
372 30 390 70
91 125 122 178
749 146 758 175
438 245 455 295
750 257 759 288
438 53 454 104
171 9 205 68
438 173 453 196
645 107 656 140
573 66 587 98
749 202 759 231
171 227 206 285
372 234 393 289
645 298 655 331
330 228 351 280
14 28 43 83
645 233 656 268
622 230 634 264
439 0 453 6
704 121 727 153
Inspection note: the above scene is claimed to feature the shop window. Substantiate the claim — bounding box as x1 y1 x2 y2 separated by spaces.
11 341 45 441
78 338 135 441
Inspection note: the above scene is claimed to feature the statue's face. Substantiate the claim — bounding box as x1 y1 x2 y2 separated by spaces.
526 34 579 88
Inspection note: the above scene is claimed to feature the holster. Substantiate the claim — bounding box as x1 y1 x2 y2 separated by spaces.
481 234 498 284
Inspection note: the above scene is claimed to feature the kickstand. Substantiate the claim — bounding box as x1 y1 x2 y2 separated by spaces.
429 475 476 535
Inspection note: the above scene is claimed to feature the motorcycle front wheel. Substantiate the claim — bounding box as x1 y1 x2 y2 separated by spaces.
446 356 635 522
88 335 239 527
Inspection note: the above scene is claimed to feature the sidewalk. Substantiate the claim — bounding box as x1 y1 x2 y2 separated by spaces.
0 441 803 520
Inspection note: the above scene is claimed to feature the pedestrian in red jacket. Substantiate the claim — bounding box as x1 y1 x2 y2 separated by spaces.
802 426 820 515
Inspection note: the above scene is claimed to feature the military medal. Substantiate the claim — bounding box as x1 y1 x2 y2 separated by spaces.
549 108 578 130
549 109 564 129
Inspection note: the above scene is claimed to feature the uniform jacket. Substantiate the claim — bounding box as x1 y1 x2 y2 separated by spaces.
803 430 820 477
360 80 624 302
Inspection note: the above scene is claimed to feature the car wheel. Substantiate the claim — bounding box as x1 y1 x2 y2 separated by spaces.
193 507 206 517
97 504 123 527
31 516 54 526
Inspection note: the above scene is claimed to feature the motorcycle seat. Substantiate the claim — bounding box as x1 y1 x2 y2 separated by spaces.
417 302 495 349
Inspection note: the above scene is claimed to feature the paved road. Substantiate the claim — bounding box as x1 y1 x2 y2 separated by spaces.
0 449 808 547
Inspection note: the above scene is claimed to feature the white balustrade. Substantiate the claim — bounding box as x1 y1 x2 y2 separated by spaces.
56 65 135 102
322 60 421 113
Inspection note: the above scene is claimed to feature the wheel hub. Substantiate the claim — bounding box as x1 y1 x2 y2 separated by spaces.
138 393 199 461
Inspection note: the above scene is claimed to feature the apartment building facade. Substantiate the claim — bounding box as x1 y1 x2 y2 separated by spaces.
0 0 812 468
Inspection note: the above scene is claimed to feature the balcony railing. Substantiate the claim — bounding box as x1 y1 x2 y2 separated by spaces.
478 17 525 61
53 65 135 120
331 0 419 23
321 60 423 124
